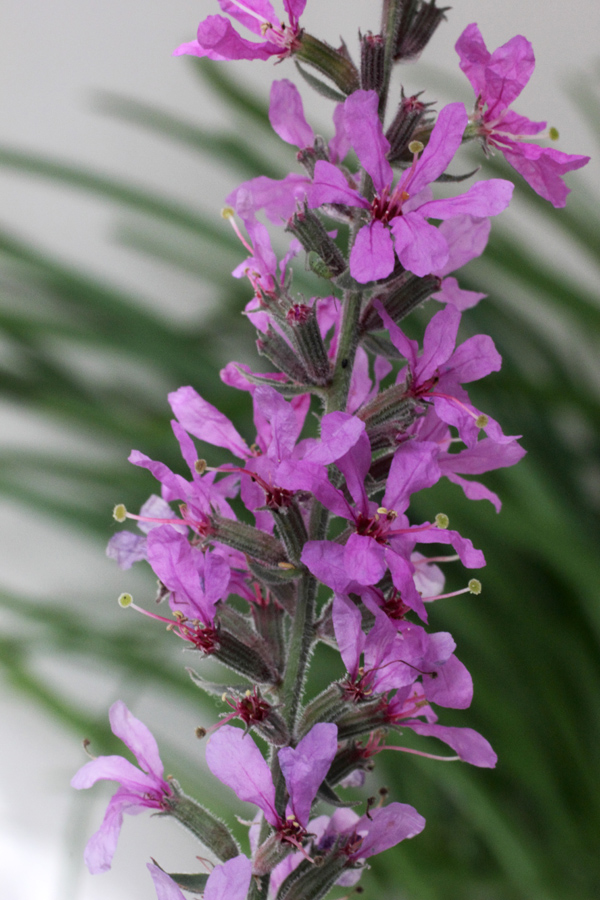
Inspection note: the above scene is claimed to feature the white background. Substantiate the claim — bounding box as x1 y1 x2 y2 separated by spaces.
1 3 598 898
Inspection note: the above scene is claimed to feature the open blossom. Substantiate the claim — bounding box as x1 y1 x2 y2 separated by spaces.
206 723 338 845
173 0 305 62
456 23 590 207
71 702 173 874
309 91 514 282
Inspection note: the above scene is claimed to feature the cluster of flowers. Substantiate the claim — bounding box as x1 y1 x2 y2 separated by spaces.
72 3 588 899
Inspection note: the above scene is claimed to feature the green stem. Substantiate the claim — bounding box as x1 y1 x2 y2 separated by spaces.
379 0 403 119
280 572 318 735
326 289 362 414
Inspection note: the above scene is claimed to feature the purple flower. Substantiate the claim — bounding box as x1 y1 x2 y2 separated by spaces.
148 856 252 900
206 722 338 844
174 0 305 63
301 433 484 621
71 701 173 874
269 79 350 162
376 300 514 449
456 23 590 207
312 803 425 863
308 91 513 282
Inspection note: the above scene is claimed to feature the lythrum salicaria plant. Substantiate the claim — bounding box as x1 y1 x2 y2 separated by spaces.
71 3 589 898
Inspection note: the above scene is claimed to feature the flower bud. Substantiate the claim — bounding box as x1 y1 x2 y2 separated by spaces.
360 32 385 93
210 514 288 566
276 854 349 900
385 90 434 162
392 0 449 62
286 206 347 278
257 327 313 385
295 33 360 97
361 272 441 331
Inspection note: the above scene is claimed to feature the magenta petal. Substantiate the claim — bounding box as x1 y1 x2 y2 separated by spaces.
308 160 368 210
350 221 396 283
269 80 314 149
424 653 473 709
436 215 491 276
220 0 279 35
391 214 449 277
148 864 187 900
355 803 426 857
170 386 249 459
383 442 441 513
301 540 352 591
422 178 514 220
300 412 365 465
409 103 468 195
205 856 253 900
484 33 536 115
71 755 157 793
82 790 142 874
502 143 590 208
455 24 491 96
332 593 365 677
450 333 502 382
444 472 502 511
179 16 276 61
109 700 164 779
279 723 338 827
344 91 393 193
404 722 497 767
283 0 307 21
433 276 486 310
206 726 278 826
344 534 386 586
417 305 461 382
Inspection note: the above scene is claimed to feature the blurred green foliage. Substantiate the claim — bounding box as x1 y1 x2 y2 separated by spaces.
1 59 599 899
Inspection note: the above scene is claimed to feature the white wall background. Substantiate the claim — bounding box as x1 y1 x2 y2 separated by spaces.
1 3 598 899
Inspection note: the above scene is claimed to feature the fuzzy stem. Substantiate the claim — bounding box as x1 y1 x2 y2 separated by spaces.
379 0 403 119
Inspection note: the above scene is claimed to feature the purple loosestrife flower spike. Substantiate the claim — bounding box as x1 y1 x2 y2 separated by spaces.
71 701 173 874
456 23 589 207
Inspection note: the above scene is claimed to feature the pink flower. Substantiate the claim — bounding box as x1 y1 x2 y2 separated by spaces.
71 701 173 874
456 23 590 207
308 91 513 283
174 0 305 63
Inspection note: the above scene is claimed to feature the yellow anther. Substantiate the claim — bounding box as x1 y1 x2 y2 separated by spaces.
221 692 228 702
549 126 559 141
221 206 235 219
118 592 133 608
278 561 296 570
194 459 207 475
408 139 424 155
475 413 489 428
113 503 127 523
468 578 482 595
435 513 449 529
